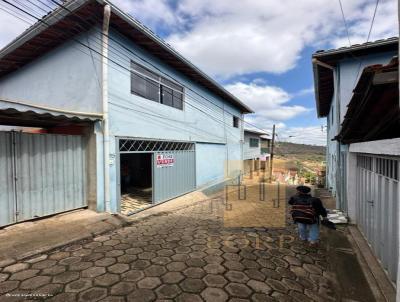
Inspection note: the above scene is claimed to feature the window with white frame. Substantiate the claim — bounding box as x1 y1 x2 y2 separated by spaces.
131 61 184 110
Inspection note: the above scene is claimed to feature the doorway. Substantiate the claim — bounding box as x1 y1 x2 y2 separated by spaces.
120 153 152 215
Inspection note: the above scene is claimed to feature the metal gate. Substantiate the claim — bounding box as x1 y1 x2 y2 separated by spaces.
119 139 196 203
356 154 399 282
0 131 87 227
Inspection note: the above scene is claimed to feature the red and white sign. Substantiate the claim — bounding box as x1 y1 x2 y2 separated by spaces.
156 153 175 167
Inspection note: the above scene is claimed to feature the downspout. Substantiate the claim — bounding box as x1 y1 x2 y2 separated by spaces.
102 4 111 212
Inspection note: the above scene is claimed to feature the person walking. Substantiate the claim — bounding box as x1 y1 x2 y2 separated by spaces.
288 185 328 247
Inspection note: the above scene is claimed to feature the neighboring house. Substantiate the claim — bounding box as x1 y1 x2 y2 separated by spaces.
313 38 399 291
243 129 270 175
0 0 253 227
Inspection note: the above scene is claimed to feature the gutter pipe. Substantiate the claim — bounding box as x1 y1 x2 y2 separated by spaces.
102 4 111 212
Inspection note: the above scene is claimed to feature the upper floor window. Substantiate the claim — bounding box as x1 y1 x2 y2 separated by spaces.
233 116 239 128
131 61 184 110
249 138 259 148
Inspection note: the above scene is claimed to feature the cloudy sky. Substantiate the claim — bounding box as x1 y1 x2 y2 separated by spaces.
0 0 397 145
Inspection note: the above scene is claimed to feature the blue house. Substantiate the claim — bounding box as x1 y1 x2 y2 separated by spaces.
313 37 399 291
0 0 252 225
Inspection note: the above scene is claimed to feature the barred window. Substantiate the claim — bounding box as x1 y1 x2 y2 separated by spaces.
131 61 184 110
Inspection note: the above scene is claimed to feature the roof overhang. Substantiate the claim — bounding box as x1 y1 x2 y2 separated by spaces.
244 128 268 136
0 0 253 113
335 57 399 144
312 37 399 117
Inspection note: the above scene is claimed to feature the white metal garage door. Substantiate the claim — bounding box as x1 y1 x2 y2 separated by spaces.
356 154 399 282
0 131 87 227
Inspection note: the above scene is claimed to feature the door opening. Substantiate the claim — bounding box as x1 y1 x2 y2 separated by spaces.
120 153 152 215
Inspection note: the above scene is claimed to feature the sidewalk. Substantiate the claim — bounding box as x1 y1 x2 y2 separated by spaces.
315 188 386 302
0 210 126 263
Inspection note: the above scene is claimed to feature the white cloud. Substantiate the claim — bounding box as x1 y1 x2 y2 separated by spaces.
331 0 398 47
115 0 396 78
226 82 310 121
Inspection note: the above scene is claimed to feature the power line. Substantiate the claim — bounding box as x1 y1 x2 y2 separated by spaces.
1 0 240 139
42 0 268 133
367 0 380 42
0 0 242 143
338 0 352 46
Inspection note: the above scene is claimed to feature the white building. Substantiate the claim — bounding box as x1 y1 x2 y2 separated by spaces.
312 38 399 295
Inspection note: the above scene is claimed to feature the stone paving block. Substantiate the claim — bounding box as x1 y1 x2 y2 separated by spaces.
127 288 157 302
166 261 187 272
266 279 288 294
180 278 206 293
161 272 185 284
110 281 136 296
204 264 225 274
131 260 151 270
3 263 29 273
121 270 144 282
144 264 167 277
0 281 19 294
95 258 117 267
251 293 276 302
65 278 93 293
247 279 272 294
69 261 93 271
156 284 181 299
225 271 249 283
9 269 39 281
201 287 228 302
94 273 120 287
20 276 52 290
203 274 228 288
41 265 66 276
25 254 48 264
183 267 206 278
38 283 64 296
79 287 107 302
0 273 9 282
223 261 245 271
225 282 252 298
137 277 162 289
108 263 130 274
81 267 106 278
59 256 82 265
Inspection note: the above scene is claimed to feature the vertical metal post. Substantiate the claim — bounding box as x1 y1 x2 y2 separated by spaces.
269 124 276 183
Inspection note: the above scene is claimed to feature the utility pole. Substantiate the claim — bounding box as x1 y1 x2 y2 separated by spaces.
269 124 276 183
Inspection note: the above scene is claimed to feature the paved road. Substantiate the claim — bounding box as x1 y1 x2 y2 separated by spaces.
0 193 336 301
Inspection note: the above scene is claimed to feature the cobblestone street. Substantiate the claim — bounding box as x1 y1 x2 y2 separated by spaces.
0 188 337 302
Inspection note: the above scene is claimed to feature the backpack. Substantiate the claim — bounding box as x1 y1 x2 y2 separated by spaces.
291 197 317 224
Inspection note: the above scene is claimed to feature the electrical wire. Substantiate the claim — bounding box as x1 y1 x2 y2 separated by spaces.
42 0 268 133
338 0 352 46
1 0 241 139
0 0 244 143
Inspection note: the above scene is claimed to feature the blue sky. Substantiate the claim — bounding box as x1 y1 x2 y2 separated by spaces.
0 0 397 145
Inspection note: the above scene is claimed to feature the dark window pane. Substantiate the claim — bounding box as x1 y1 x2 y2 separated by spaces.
161 86 173 107
131 71 159 102
233 116 239 128
249 138 259 147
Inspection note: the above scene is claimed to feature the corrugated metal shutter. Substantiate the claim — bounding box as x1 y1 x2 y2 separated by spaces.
0 132 16 226
153 150 196 203
0 132 87 227
356 154 399 282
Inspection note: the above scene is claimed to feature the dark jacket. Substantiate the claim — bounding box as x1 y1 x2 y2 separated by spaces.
288 193 327 218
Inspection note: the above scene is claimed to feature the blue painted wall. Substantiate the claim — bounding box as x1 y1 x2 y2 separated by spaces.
0 28 102 114
104 28 245 211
